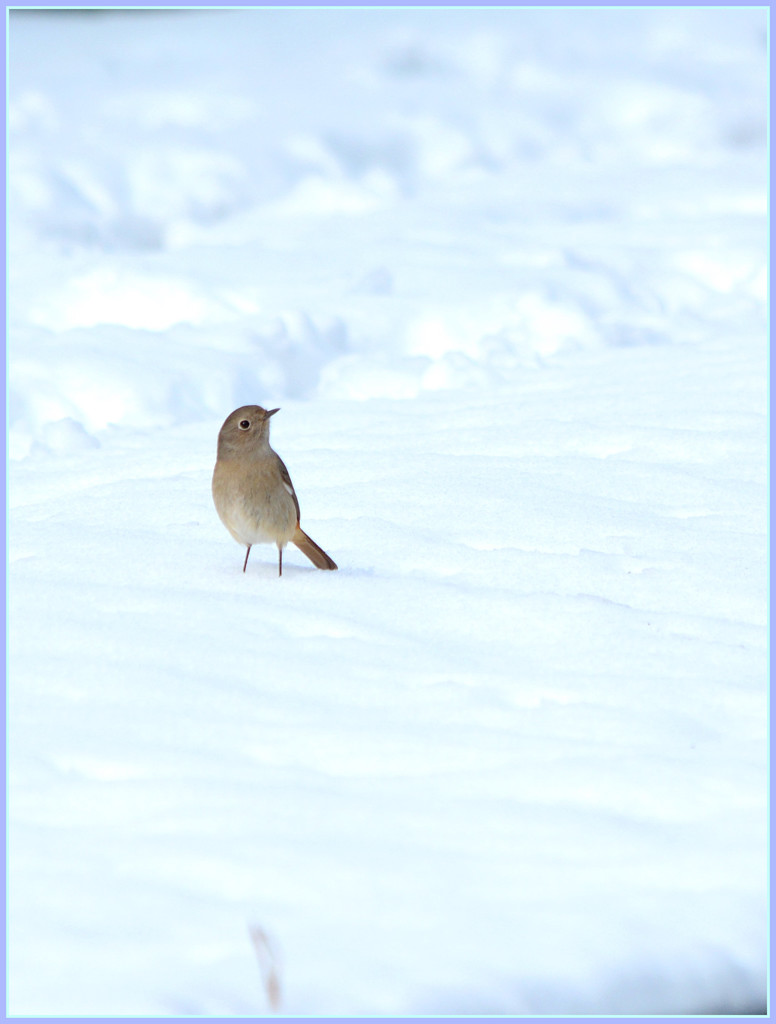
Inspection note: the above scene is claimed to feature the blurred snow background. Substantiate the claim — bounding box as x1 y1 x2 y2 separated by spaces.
8 7 768 1017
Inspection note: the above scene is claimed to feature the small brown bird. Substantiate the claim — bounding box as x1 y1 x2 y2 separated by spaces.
212 405 338 577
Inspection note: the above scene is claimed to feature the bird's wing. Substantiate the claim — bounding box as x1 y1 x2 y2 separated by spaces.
275 455 301 523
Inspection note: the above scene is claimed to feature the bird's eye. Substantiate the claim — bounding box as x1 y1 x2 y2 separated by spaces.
239 419 251 430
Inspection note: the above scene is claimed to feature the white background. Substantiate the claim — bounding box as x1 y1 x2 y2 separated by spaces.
8 7 768 1016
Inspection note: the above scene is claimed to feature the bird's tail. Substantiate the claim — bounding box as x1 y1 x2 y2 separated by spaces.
292 526 338 570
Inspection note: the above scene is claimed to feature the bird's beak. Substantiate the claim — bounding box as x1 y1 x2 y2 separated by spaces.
266 408 280 418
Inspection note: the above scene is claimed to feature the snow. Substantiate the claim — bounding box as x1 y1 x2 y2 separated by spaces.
7 6 768 1017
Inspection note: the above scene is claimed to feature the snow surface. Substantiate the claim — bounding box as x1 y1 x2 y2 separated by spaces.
7 7 768 1017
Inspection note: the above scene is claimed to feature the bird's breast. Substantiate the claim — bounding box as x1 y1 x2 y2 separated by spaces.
212 459 297 546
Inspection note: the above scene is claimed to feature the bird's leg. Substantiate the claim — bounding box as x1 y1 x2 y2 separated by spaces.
243 545 251 573
278 546 283 577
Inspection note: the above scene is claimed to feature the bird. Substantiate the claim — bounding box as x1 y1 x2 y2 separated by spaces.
212 405 338 577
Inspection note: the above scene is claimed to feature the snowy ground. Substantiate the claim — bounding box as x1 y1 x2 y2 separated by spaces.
7 7 768 1017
